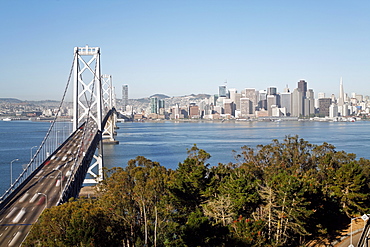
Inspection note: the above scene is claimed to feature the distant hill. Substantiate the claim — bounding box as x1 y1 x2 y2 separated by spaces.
0 98 22 103
149 94 170 99
186 94 211 98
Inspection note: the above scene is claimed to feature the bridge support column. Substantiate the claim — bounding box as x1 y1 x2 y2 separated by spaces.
73 45 104 183
102 74 119 144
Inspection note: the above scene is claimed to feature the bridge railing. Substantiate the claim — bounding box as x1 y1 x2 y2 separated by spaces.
0 120 73 203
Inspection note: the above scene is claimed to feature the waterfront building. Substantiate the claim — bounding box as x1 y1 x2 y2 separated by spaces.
189 104 200 118
150 97 158 114
338 77 345 105
223 99 235 116
329 103 338 118
122 84 128 111
267 95 279 116
280 92 291 116
291 88 303 117
214 105 223 114
306 89 315 116
240 98 253 118
338 104 349 117
318 98 331 117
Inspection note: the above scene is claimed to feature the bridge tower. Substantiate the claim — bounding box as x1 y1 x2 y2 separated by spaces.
73 45 104 183
102 74 119 144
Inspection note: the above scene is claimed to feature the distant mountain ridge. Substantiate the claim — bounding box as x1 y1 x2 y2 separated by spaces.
1 93 212 103
0 98 23 103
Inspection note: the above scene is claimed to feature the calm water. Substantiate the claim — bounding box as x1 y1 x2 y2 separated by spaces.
1 120 370 195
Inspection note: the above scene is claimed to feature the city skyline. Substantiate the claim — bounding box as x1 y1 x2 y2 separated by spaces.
1 1 370 100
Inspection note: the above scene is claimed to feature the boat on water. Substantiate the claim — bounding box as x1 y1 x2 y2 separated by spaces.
2 117 11 121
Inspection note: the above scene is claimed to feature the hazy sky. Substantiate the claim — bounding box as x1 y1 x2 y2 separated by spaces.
1 0 370 100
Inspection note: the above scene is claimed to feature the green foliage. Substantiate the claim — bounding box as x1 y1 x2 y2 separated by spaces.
24 199 121 246
229 216 266 247
25 136 370 247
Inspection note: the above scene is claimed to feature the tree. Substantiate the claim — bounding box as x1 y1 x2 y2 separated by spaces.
24 199 121 246
97 156 172 247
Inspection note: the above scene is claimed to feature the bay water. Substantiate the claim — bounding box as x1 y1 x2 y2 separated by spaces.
1 120 370 196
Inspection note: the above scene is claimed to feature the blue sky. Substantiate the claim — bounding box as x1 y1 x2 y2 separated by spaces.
1 0 370 100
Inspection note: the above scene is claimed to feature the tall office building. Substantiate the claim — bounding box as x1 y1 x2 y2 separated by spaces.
240 98 253 117
338 77 345 105
258 90 267 110
244 88 257 111
219 85 227 97
267 95 278 116
291 88 303 117
229 88 237 102
329 104 338 118
150 97 158 114
223 99 235 116
298 80 307 97
280 92 291 116
158 99 165 109
267 87 277 95
318 98 331 117
122 84 128 111
337 77 347 117
305 89 315 116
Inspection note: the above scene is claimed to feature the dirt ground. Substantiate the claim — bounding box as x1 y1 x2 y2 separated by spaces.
78 186 97 199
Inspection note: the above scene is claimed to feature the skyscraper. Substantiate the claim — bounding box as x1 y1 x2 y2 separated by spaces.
150 97 158 114
305 89 315 116
338 77 345 106
244 88 257 111
122 84 128 111
267 87 277 95
298 80 307 97
267 95 279 116
240 98 253 118
318 98 331 117
219 85 227 97
291 88 303 117
280 92 291 116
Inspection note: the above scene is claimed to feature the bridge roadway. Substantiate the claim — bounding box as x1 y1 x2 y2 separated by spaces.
0 125 98 247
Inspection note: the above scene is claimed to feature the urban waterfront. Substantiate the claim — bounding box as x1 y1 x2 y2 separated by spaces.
1 120 370 196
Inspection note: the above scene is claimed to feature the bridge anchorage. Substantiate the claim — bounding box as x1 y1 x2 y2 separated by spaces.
0 45 118 247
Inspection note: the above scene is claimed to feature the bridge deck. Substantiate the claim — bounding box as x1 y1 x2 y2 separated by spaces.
0 127 96 247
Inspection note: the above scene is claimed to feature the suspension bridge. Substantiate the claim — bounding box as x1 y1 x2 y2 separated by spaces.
0 46 118 246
